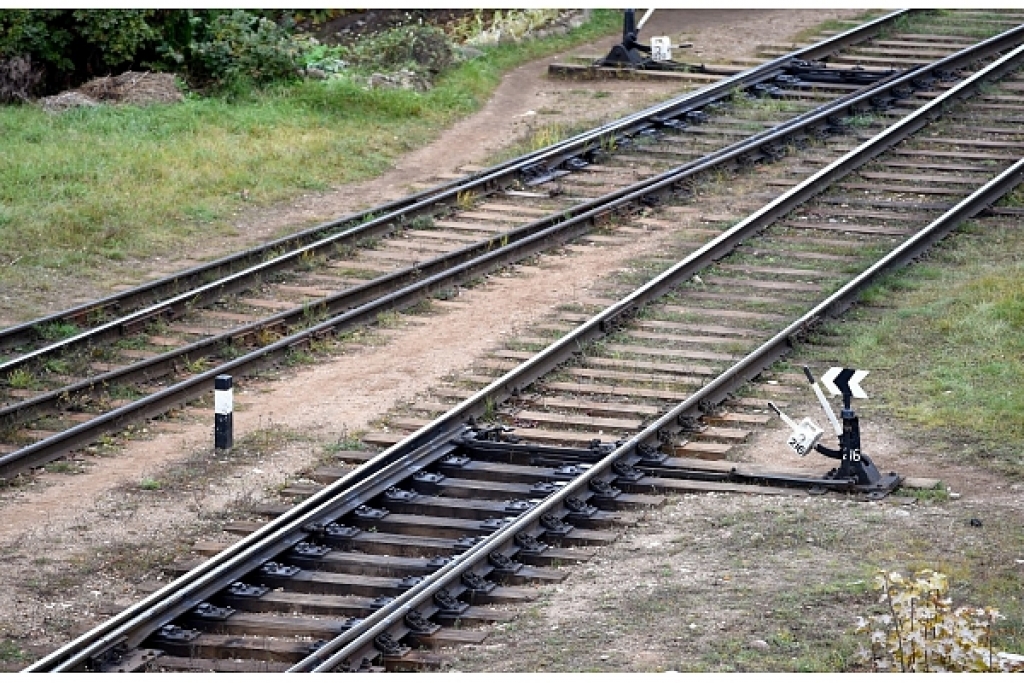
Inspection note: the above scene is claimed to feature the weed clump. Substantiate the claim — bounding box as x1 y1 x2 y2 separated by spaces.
856 569 1024 672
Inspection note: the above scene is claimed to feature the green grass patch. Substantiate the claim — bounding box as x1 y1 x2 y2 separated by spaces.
0 640 29 666
819 220 1024 477
0 11 620 293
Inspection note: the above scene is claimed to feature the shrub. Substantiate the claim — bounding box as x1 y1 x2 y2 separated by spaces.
187 10 306 88
0 9 158 92
341 25 454 76
0 9 307 95
857 569 1024 672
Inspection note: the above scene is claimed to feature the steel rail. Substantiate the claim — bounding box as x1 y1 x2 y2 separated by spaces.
0 56 915 378
26 31 1023 674
4 24 996 480
0 31 978 481
302 152 1024 673
293 46 1024 673
0 63 921 414
0 10 908 357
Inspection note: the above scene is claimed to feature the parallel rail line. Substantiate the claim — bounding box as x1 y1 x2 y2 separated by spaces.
4 12 1023 481
25 15 1024 672
0 9 907 358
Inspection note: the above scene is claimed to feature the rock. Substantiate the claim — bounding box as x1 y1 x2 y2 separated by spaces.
304 67 328 80
748 639 770 651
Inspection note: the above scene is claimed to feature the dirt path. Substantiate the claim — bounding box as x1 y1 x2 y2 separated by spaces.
1 9 883 666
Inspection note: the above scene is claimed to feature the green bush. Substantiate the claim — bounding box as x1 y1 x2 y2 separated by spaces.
72 9 156 66
0 9 305 94
0 9 160 92
187 10 306 88
341 24 454 75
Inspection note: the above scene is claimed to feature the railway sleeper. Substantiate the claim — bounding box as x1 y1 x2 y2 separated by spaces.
175 548 566 585
283 484 633 529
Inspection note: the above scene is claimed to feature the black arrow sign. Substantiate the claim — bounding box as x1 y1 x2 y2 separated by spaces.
832 368 856 398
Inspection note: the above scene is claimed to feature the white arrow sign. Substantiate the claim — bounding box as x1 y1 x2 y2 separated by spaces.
821 367 869 399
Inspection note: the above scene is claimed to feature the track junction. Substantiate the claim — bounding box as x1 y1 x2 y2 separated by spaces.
10 9 1024 673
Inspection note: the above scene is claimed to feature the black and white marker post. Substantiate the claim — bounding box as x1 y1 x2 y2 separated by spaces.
214 374 233 451
809 365 900 496
770 366 902 497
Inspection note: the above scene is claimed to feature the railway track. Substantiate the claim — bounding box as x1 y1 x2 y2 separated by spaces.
4 10 1024 481
25 13 1024 672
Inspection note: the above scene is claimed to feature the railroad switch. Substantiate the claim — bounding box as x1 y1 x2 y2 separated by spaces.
594 9 902 90
767 366 903 499
596 9 690 70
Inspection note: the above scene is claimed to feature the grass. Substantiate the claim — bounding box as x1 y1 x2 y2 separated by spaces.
0 11 620 300
811 219 1024 477
43 460 83 475
139 477 163 490
0 640 29 666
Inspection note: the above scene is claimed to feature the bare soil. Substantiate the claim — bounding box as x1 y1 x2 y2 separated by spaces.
12 10 1007 672
443 398 1024 672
